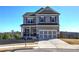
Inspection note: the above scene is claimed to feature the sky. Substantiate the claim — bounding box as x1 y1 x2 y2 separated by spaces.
0 6 79 32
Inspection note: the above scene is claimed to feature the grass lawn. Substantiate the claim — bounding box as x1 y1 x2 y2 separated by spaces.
60 39 79 45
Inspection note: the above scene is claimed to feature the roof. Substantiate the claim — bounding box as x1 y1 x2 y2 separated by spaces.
23 7 44 17
21 23 58 26
35 7 44 13
37 6 59 14
23 6 59 17
23 12 34 17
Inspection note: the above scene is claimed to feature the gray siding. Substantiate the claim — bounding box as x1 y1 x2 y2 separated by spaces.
36 14 59 24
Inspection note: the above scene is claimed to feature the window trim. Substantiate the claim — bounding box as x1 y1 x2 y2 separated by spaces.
39 16 45 23
26 18 35 24
50 16 56 23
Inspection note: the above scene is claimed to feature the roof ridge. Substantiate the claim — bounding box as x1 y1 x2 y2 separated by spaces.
23 6 59 17
37 6 59 14
35 7 44 13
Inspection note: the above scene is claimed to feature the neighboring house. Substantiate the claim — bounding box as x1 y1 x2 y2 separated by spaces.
21 6 60 40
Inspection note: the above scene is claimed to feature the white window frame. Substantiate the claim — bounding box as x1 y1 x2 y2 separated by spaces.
26 18 35 24
39 16 45 23
50 16 56 23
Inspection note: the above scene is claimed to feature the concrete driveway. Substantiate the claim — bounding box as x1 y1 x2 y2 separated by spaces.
37 39 73 49
37 40 56 48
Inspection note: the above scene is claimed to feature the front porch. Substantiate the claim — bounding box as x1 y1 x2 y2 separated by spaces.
21 26 37 40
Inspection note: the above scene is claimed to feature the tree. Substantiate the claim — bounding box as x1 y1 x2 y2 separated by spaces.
14 34 21 39
2 34 9 39
0 31 21 40
0 34 3 39
10 33 14 39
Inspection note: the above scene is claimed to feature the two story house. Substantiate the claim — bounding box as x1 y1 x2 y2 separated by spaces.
21 6 60 41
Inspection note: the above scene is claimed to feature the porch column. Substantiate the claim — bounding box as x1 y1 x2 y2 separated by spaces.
21 27 23 37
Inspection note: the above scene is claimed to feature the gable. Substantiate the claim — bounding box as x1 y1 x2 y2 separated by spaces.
23 6 60 17
37 6 59 14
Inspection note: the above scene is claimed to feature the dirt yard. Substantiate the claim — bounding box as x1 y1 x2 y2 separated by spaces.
60 39 79 45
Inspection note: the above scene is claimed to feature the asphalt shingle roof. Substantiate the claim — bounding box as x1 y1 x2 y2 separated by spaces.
23 12 34 16
37 6 59 14
23 6 59 17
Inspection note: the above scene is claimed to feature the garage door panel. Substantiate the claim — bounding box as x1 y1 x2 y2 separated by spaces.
39 35 43 39
48 34 53 39
39 30 57 40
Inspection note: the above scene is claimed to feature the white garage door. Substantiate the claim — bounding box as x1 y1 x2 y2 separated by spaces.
39 30 57 40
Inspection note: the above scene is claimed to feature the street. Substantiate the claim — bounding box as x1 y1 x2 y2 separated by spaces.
8 48 79 52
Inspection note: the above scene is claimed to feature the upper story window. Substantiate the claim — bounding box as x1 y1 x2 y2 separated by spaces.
26 18 35 24
39 16 45 23
50 16 56 23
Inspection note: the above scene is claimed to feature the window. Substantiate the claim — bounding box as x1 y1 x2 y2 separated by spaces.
23 28 29 36
27 19 31 23
24 17 27 24
25 28 29 36
40 31 43 34
53 31 56 34
31 19 35 23
44 31 47 34
48 31 52 35
26 18 35 24
31 28 36 36
39 16 45 23
50 16 56 23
